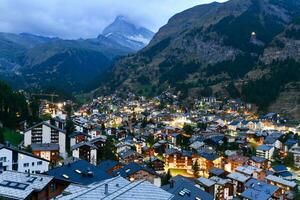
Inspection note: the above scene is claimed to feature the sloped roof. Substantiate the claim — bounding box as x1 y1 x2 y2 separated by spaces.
57 176 173 200
112 162 157 177
24 121 65 133
162 175 213 200
47 160 111 185
0 171 53 200
98 160 123 172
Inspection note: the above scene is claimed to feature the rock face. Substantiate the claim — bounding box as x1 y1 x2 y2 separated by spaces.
95 0 300 121
102 16 155 51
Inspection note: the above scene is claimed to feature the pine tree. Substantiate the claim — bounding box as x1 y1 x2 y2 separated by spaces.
192 160 200 178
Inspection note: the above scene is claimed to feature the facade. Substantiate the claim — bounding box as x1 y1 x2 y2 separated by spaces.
0 144 49 174
227 172 250 195
224 155 249 173
165 149 193 170
256 145 274 160
289 144 300 168
24 122 66 156
198 176 233 199
71 142 98 165
112 162 161 187
31 143 60 164
196 150 223 177
265 175 297 198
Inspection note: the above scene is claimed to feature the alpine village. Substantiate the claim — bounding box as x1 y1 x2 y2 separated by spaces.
0 0 300 199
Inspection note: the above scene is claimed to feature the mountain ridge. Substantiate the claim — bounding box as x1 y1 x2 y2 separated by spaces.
93 0 300 122
0 16 155 93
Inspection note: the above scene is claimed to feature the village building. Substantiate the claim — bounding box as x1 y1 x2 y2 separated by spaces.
0 144 49 174
23 121 66 156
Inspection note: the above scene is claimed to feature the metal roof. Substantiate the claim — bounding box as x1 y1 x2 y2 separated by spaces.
0 171 53 200
47 160 111 185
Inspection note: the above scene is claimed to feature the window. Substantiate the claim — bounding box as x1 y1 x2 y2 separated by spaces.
23 163 29 167
37 161 43 165
32 162 35 166
0 157 6 162
50 183 56 192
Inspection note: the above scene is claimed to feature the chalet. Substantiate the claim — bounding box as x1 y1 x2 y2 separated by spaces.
265 175 297 199
112 162 161 186
272 165 294 180
196 149 223 177
0 144 49 174
153 140 168 154
248 156 269 170
264 132 282 149
236 165 265 180
50 117 66 130
227 172 250 195
149 156 165 171
118 149 143 164
68 131 90 147
71 142 98 165
164 148 193 170
241 178 279 200
198 176 233 199
31 143 60 164
98 160 124 175
24 121 66 156
208 167 227 178
162 175 214 200
284 139 298 152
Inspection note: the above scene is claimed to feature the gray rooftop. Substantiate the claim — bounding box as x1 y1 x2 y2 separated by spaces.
0 171 53 200
58 176 173 200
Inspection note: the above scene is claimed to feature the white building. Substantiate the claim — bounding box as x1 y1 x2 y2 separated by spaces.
0 144 49 174
289 144 300 168
24 121 66 156
256 145 274 160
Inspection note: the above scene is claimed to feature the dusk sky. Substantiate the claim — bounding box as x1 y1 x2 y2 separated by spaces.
0 0 227 39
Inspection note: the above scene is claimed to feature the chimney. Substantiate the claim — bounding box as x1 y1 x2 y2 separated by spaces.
104 183 109 195
170 180 174 188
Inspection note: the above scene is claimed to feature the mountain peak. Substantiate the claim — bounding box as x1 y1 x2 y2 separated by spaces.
115 15 127 22
101 15 154 51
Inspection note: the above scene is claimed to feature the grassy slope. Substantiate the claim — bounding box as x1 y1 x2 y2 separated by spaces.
0 128 23 146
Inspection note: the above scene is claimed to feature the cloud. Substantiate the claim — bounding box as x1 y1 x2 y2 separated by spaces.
0 0 227 39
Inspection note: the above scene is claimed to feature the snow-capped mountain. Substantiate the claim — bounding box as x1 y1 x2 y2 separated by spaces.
101 15 155 51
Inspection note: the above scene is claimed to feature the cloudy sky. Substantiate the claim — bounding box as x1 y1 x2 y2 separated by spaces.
0 0 227 39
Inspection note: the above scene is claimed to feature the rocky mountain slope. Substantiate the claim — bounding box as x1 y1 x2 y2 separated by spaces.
94 0 300 121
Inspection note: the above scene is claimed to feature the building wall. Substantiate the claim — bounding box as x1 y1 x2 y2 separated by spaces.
42 125 51 143
0 148 13 171
256 148 274 160
17 152 49 173
24 130 32 147
24 123 66 156
59 131 66 155
0 148 49 174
